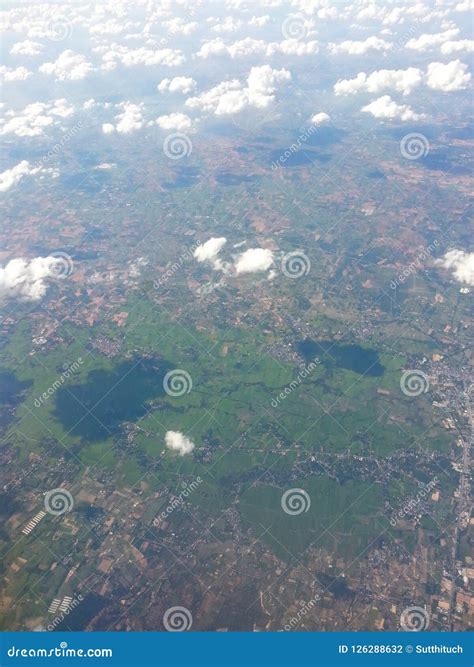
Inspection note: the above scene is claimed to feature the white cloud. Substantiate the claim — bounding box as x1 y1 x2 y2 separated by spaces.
0 256 61 302
158 76 197 94
10 40 43 56
197 37 318 59
163 18 198 35
194 237 227 270
441 40 474 55
102 102 144 135
329 36 392 55
334 67 423 96
0 99 75 137
211 17 242 34
186 66 291 116
39 50 93 81
437 250 474 286
235 248 274 274
0 65 32 82
311 112 331 125
406 29 459 52
165 431 195 456
426 60 471 91
361 95 424 121
101 45 185 71
0 160 45 191
248 15 270 27
155 112 193 131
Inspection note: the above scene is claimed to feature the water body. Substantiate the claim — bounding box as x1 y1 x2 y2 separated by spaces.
297 340 385 377
54 357 173 441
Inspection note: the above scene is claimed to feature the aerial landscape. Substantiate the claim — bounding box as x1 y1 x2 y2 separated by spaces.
0 0 473 638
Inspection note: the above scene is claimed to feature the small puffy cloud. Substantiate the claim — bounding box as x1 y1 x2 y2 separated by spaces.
329 36 392 55
194 237 227 270
0 99 75 137
165 431 195 456
0 160 42 192
0 256 60 302
158 76 197 94
101 45 185 71
103 102 144 135
335 67 423 96
163 18 198 35
441 40 474 55
211 17 242 34
155 112 193 131
39 50 93 81
0 65 32 81
406 29 459 51
248 15 270 27
10 40 43 56
437 250 474 285
187 66 291 116
197 37 318 59
361 95 424 121
235 248 274 274
311 112 331 125
426 60 471 91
